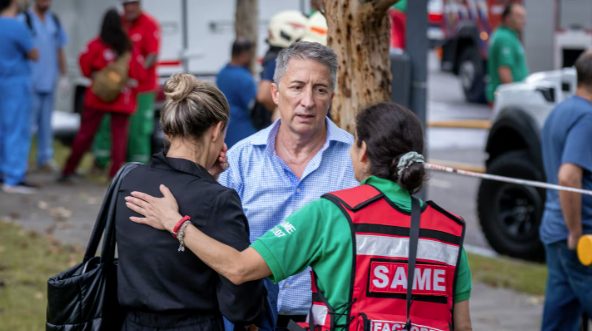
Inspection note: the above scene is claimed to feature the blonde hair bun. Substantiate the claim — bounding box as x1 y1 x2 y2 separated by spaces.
164 73 198 102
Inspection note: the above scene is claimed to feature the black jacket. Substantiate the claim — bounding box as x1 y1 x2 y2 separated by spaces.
115 152 266 325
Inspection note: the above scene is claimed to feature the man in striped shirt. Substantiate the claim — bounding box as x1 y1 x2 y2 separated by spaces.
218 41 358 330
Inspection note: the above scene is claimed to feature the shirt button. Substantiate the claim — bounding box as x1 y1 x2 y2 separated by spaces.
296 188 301 193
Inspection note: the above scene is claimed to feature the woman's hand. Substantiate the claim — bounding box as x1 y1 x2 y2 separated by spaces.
125 184 182 233
209 143 229 179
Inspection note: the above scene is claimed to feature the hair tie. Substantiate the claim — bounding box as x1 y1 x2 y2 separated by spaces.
396 151 425 178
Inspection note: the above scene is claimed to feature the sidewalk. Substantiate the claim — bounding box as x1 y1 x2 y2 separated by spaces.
0 170 544 330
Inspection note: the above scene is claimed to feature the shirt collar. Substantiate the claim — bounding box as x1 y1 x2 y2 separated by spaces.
500 25 519 37
150 151 215 181
361 175 417 212
27 8 45 22
250 117 352 147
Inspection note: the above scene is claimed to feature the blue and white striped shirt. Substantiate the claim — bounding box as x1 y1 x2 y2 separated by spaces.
219 118 358 314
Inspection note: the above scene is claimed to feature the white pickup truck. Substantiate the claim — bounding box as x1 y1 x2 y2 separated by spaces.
478 67 577 260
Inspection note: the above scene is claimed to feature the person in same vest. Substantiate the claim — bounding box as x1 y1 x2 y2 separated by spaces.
125 102 473 331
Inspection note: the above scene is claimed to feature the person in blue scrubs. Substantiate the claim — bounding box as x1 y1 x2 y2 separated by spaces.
0 0 39 194
216 38 257 148
19 0 67 171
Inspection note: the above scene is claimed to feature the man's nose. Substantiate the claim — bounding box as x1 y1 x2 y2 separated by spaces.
300 87 314 108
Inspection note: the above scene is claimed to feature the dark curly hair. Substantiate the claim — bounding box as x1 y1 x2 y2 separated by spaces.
355 102 426 193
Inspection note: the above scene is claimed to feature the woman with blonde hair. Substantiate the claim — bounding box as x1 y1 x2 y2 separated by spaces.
114 73 266 330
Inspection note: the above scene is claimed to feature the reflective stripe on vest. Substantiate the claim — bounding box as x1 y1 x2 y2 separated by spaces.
306 184 465 331
356 234 460 266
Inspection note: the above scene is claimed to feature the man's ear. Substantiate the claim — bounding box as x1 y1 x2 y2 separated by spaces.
271 82 280 106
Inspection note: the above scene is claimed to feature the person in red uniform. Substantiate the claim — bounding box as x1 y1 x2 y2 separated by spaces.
93 0 160 167
121 0 160 162
61 8 144 180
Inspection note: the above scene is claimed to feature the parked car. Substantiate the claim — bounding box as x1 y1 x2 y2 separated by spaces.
478 67 576 260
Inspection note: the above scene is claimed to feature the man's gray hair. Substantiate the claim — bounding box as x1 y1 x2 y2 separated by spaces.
273 41 337 89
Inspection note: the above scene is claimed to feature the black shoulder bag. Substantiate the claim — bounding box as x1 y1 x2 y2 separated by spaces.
46 163 139 331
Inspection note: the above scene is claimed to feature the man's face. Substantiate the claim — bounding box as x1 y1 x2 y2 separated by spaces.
508 5 526 33
271 58 333 137
35 0 51 12
123 2 141 21
238 49 254 67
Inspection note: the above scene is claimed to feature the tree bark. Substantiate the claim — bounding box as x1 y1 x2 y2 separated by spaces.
322 0 398 132
234 0 259 72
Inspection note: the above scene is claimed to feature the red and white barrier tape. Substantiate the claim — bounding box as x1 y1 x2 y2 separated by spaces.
426 163 592 197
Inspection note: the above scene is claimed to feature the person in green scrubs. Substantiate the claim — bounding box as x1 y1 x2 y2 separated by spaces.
126 102 473 331
486 3 528 103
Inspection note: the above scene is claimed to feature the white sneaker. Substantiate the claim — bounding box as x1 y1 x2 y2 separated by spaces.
2 183 37 194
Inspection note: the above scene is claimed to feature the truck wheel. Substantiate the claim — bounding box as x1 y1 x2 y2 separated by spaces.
477 150 545 261
459 47 485 103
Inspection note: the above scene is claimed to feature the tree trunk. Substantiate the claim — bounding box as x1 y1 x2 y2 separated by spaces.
234 0 259 72
322 0 397 132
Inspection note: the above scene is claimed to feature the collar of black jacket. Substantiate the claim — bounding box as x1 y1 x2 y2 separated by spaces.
150 151 215 181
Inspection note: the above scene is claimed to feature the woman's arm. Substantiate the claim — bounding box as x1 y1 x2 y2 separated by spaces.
79 42 95 78
453 300 472 331
184 225 271 284
125 184 271 285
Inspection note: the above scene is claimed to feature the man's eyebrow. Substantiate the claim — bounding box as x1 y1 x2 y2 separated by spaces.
287 80 329 86
287 79 305 85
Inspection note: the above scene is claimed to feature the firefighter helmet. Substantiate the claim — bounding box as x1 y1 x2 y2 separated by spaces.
267 10 307 48
302 11 328 45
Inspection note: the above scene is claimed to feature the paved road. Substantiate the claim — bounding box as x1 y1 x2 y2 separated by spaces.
423 53 545 329
425 51 493 251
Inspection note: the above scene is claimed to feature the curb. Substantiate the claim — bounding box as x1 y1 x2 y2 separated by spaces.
428 119 492 130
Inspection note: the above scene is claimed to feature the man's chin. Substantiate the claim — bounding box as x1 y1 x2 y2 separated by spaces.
286 122 324 136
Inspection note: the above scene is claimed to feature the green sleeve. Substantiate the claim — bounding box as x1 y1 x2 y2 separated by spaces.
495 34 516 68
454 248 472 302
392 0 407 11
251 199 329 283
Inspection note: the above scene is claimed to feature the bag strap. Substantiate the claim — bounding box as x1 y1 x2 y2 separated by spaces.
83 163 140 262
100 162 140 262
115 52 131 65
404 197 421 331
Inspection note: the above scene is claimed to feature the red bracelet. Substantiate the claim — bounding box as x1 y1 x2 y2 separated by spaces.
172 215 191 236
